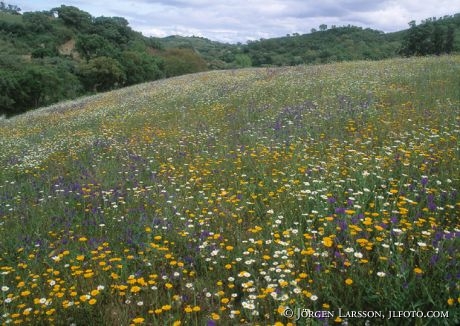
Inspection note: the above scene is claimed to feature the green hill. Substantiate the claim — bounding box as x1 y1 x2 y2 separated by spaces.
0 5 208 116
1 56 459 325
1 4 459 116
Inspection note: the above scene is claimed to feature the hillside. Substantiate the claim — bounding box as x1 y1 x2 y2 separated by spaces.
0 56 459 325
1 4 460 116
0 5 208 116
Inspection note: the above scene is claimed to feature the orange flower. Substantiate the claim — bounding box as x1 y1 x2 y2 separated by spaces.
322 236 333 247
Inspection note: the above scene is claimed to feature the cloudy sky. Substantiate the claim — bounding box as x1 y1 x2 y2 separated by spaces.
18 1 460 43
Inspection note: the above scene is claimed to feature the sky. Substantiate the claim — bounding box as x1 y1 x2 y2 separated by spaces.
17 1 460 43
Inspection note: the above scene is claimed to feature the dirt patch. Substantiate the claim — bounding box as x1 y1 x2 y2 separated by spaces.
58 39 80 59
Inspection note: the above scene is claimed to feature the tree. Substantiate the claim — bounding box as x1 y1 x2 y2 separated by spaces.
52 5 92 30
22 11 53 33
319 24 327 31
235 53 252 67
18 65 61 110
92 16 133 44
120 51 163 85
445 25 454 53
400 18 456 56
0 2 20 14
432 24 444 55
0 70 20 115
161 48 207 77
76 34 116 60
78 56 125 92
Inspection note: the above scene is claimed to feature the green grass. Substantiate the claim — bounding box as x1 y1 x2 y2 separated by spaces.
0 56 459 325
0 12 23 24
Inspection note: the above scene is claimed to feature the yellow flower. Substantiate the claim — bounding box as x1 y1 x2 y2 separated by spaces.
413 267 423 275
80 295 89 302
132 317 145 324
161 304 172 311
322 236 333 248
447 298 454 306
345 278 353 285
130 286 141 293
88 298 97 305
45 308 56 315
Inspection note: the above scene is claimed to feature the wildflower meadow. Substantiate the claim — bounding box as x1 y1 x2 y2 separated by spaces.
0 56 459 325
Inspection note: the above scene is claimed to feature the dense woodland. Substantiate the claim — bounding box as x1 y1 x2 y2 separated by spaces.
1 3 459 116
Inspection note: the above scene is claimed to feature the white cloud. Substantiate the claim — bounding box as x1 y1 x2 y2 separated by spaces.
18 0 460 43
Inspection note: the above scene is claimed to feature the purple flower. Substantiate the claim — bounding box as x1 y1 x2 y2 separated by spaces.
327 197 336 204
427 201 437 211
430 255 439 266
421 176 428 187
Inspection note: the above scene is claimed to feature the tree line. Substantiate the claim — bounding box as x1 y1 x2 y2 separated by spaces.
399 17 457 56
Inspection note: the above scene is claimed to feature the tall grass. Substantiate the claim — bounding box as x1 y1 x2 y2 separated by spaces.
0 56 459 325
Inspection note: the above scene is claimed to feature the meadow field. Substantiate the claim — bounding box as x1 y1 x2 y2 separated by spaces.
0 56 459 325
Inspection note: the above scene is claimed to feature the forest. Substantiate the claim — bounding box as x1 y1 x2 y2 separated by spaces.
1 3 459 116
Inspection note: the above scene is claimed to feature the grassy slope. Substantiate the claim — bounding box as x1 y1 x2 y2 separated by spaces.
0 56 459 325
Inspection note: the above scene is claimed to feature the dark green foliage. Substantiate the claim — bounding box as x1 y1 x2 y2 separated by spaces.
159 35 237 68
18 65 61 109
0 6 168 116
92 16 133 45
245 26 401 66
51 5 92 31
400 16 459 56
161 48 208 77
120 51 164 85
0 65 60 114
0 70 20 114
22 11 53 33
0 58 85 116
78 56 125 92
445 26 455 53
76 34 117 60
